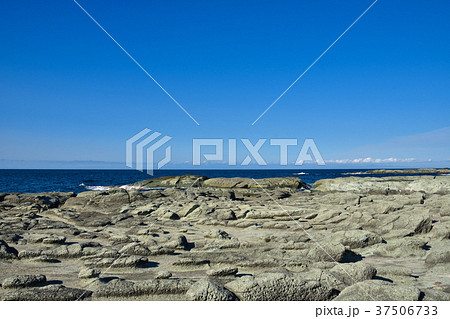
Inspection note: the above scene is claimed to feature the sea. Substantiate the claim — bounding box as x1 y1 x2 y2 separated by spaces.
0 169 441 194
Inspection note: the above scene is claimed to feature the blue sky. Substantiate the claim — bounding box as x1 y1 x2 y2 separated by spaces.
0 0 449 169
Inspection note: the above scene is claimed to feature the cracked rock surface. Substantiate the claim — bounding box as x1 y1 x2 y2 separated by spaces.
1 175 449 300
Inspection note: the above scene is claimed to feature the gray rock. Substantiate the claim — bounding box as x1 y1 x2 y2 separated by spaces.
129 175 308 189
0 240 18 259
94 279 193 298
177 204 200 218
78 268 101 279
132 175 207 188
375 238 428 258
205 229 231 239
207 266 238 277
42 236 66 245
186 279 238 301
376 266 412 277
147 246 175 256
364 169 450 175
118 242 152 256
172 258 210 267
332 230 383 249
380 212 433 236
155 271 172 279
298 269 348 291
164 235 189 250
30 256 60 263
334 280 421 301
313 176 450 195
84 256 148 268
330 263 377 283
43 243 84 258
425 242 450 265
225 273 338 301
299 263 376 291
307 243 347 262
217 209 236 220
2 274 47 289
203 177 307 189
1 175 449 301
162 212 180 220
2 284 92 301
18 249 42 259
420 288 450 301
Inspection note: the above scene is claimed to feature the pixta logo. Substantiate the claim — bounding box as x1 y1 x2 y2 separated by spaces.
192 138 325 166
126 129 325 175
126 128 172 175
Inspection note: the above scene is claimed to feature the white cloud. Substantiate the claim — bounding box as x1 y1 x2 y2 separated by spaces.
326 157 418 164
342 127 450 161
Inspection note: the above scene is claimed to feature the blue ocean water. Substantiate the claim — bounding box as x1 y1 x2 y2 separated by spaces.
0 169 438 193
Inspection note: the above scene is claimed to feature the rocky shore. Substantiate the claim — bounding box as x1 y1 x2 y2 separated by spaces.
1 175 449 301
344 168 450 175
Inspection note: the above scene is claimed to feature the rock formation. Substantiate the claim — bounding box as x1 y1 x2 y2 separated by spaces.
0 175 449 300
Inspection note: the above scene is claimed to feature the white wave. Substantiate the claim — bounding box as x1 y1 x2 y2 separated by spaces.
82 185 111 191
341 172 369 175
119 185 147 190
80 183 156 191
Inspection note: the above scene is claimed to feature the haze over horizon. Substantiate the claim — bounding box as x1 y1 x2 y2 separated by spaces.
1 0 449 169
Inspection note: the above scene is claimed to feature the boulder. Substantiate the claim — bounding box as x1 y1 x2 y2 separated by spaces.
186 279 238 301
0 240 18 259
2 284 92 301
207 266 238 277
331 230 383 249
2 274 47 289
307 243 347 262
203 178 251 189
205 229 231 239
376 266 412 278
425 242 450 265
94 279 193 298
178 204 200 218
78 268 101 279
84 256 148 268
132 175 207 188
118 243 152 256
420 288 450 301
330 263 377 283
380 211 433 236
225 273 338 301
374 238 428 258
334 280 421 301
163 235 190 250
42 236 66 245
155 271 172 279
299 263 376 291
1 192 74 209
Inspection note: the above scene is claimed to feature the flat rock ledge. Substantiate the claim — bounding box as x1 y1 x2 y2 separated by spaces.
2 285 92 301
362 168 450 175
131 175 309 190
314 175 450 194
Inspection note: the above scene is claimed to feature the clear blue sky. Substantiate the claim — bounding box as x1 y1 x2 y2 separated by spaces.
1 0 449 168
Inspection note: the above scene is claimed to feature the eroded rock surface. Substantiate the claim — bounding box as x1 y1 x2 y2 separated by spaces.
0 175 449 300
